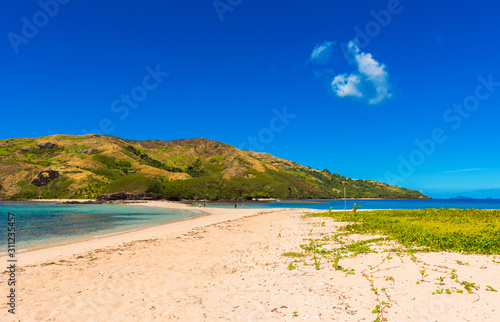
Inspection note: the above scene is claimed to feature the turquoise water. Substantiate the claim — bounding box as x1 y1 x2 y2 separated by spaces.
0 203 203 251
3 199 499 252
202 199 500 210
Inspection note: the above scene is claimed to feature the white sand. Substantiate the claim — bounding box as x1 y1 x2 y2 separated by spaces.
1 201 499 321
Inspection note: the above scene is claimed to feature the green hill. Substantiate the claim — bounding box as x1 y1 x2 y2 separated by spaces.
0 134 428 200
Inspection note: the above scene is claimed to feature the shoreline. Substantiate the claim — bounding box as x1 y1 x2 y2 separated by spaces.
0 202 211 259
9 201 292 267
1 203 498 320
0 197 435 206
2 199 498 261
2 199 497 262
0 199 372 263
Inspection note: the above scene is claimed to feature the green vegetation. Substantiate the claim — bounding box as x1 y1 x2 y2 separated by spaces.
285 208 498 322
293 168 425 199
210 155 225 163
22 146 65 157
146 177 247 200
0 135 428 200
158 145 172 153
0 147 14 156
64 144 91 153
186 159 205 177
145 169 337 200
22 160 52 166
71 178 106 199
0 139 36 156
436 276 446 285
79 155 138 181
332 249 342 271
11 176 74 199
93 155 134 174
313 209 500 254
487 285 498 292
79 167 119 180
104 175 153 193
418 269 429 283
56 135 85 142
461 280 479 293
36 161 51 166
313 255 322 270
124 145 182 173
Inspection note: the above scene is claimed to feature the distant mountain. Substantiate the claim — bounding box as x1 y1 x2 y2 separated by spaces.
450 196 475 200
0 135 429 200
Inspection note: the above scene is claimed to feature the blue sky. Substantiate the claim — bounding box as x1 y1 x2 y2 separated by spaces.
2 0 500 198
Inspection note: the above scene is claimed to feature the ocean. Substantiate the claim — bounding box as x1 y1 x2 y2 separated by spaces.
0 202 203 252
202 199 500 210
2 199 499 252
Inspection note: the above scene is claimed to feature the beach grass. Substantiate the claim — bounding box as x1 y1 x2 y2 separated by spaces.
312 208 500 254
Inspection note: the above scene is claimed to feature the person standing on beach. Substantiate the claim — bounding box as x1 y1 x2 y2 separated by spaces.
234 203 237 209
242 203 245 209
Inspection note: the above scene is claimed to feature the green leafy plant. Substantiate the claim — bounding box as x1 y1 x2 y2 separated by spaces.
461 281 478 293
345 268 355 275
486 285 497 292
313 255 322 270
352 203 361 216
332 249 342 271
312 209 500 254
436 276 446 286
418 269 429 283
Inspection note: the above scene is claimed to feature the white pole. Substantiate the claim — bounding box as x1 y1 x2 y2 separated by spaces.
344 186 346 213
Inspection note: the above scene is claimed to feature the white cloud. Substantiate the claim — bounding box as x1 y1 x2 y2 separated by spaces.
309 41 335 64
331 74 363 98
329 40 392 104
354 50 391 104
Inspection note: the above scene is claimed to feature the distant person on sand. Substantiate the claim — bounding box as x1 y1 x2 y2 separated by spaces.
242 203 245 209
203 203 206 207
199 203 201 208
234 203 237 209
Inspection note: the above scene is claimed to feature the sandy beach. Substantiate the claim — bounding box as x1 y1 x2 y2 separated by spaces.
1 201 499 321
